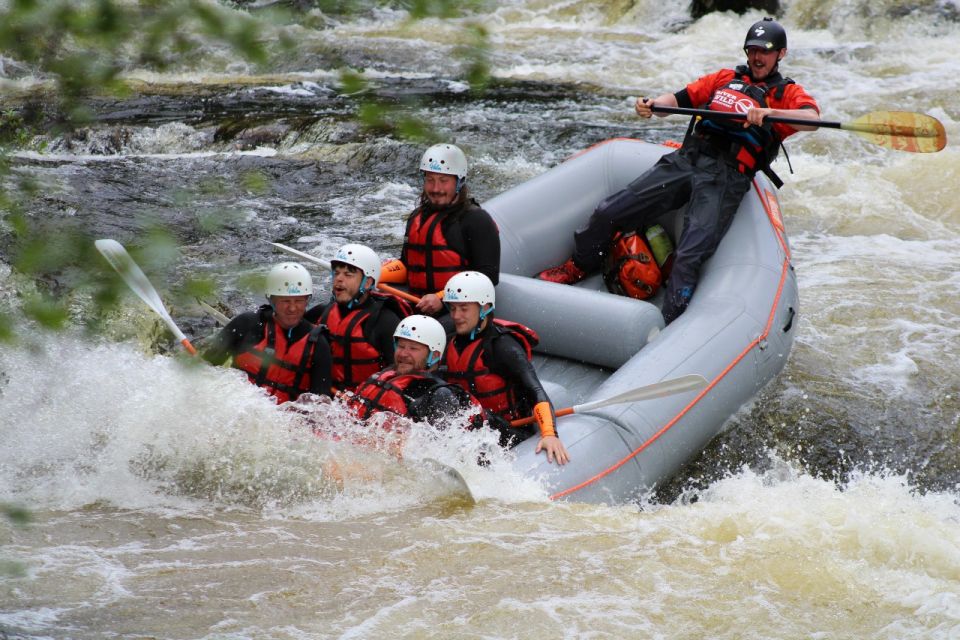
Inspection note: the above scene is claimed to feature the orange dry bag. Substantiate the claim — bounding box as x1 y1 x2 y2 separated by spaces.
603 230 662 300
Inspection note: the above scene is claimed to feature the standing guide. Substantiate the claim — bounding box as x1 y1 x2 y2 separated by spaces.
441 271 570 465
203 262 332 403
538 18 820 323
401 143 500 322
305 243 404 394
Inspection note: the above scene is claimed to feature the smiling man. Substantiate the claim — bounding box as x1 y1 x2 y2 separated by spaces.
202 262 332 403
538 17 820 324
400 143 500 318
441 271 570 465
350 314 481 426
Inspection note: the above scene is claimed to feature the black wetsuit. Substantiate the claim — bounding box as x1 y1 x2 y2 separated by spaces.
402 197 501 292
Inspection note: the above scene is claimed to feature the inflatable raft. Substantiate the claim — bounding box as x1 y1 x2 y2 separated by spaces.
486 139 798 504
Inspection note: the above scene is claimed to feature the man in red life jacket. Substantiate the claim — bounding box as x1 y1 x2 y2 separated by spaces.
401 143 500 319
350 314 481 425
202 262 332 403
441 271 570 465
538 17 820 324
305 243 402 394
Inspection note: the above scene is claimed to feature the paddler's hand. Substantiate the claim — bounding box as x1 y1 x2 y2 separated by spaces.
745 107 773 127
536 436 570 465
416 293 444 315
532 401 569 465
635 96 655 118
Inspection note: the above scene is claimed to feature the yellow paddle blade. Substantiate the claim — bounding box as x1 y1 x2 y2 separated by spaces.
843 111 947 153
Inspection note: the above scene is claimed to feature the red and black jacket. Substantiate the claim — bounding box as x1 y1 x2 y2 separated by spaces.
442 319 540 421
678 65 818 187
401 199 501 297
233 318 327 404
314 294 402 393
351 367 482 425
403 207 468 295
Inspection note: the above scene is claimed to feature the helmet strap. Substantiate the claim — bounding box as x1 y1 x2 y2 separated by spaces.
470 303 493 340
347 276 372 310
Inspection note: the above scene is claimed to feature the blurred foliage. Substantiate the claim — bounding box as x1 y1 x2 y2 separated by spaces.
1 503 30 578
0 0 490 346
2 504 30 525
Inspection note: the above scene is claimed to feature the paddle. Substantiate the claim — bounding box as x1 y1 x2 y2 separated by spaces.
269 241 422 304
651 105 947 153
510 373 708 427
196 298 231 325
379 259 408 284
419 457 475 504
95 239 198 355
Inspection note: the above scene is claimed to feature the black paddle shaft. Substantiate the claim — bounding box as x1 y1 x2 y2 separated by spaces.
651 104 838 130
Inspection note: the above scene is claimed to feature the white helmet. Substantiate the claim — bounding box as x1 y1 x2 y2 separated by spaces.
394 314 447 366
265 262 313 298
331 243 380 288
443 271 495 307
419 143 468 179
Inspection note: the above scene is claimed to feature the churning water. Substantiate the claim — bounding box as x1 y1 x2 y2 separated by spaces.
2 0 959 637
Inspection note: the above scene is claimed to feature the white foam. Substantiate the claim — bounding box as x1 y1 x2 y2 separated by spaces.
0 336 546 517
790 230 960 397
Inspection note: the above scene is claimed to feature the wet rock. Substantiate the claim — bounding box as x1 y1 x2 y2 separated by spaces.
0 55 33 80
233 123 293 150
52 126 134 155
690 0 780 19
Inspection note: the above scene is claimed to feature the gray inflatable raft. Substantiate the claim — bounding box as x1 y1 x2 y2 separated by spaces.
485 139 798 504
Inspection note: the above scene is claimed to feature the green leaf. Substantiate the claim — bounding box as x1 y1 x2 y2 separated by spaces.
240 170 270 195
23 295 70 330
180 277 217 301
0 313 15 343
2 503 31 525
339 69 368 96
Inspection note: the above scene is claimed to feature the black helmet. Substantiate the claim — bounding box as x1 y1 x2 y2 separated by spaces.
744 17 787 51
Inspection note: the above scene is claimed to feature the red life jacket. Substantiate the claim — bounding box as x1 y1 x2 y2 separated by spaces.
320 298 391 393
233 319 325 404
442 319 539 421
691 67 795 182
404 207 467 295
350 369 435 419
603 230 662 300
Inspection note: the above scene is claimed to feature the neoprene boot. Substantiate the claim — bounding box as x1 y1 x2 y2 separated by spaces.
537 258 586 285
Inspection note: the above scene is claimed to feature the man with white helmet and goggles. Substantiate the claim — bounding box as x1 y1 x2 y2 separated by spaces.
203 261 332 403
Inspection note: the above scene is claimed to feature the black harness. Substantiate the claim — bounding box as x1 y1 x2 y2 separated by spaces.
683 66 795 188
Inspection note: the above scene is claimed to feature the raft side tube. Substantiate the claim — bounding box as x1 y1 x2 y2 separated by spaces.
487 139 673 276
496 273 664 370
